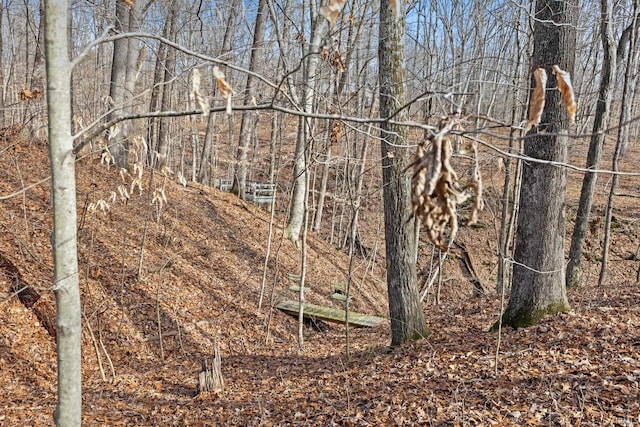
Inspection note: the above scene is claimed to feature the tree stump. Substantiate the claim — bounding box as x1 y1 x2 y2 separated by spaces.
197 337 224 394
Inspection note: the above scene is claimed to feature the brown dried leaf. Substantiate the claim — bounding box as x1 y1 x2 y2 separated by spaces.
389 0 402 19
525 68 547 132
191 69 210 118
319 0 348 27
213 66 234 114
552 65 577 125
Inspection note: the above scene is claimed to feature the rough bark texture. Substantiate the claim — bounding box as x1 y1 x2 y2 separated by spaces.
45 0 82 424
566 0 616 288
499 0 577 329
379 0 428 347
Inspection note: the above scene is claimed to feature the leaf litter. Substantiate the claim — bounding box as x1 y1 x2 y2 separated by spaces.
0 126 639 426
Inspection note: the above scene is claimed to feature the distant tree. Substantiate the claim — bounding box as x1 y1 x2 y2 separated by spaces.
155 0 178 168
379 0 428 347
497 0 577 328
599 2 639 285
233 0 268 197
45 0 82 424
567 1 640 288
107 0 143 167
285 3 324 246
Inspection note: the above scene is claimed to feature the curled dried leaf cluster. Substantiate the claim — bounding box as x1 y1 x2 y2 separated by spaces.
389 0 402 19
329 120 344 146
19 88 43 101
319 0 348 27
213 66 234 115
552 65 577 125
525 68 547 132
191 69 210 118
320 47 347 73
410 117 484 251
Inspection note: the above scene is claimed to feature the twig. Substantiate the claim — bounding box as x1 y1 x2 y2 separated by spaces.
98 313 115 380
83 311 106 382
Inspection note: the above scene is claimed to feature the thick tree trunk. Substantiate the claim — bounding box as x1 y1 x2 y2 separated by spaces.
379 0 428 347
45 0 82 424
498 0 577 329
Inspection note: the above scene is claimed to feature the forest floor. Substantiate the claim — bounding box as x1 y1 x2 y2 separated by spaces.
0 128 639 426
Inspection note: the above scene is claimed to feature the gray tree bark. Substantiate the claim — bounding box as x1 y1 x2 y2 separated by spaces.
567 2 640 287
45 0 82 424
497 0 577 329
156 0 178 168
379 0 428 347
599 3 639 285
285 7 324 246
107 0 143 167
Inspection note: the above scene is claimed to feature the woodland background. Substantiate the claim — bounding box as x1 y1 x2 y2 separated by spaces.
1 0 640 425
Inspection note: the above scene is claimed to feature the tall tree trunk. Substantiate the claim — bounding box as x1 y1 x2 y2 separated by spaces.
567 0 617 288
147 4 171 163
156 1 178 168
233 0 268 197
28 0 46 140
497 0 577 329
107 0 133 167
285 8 324 246
599 3 639 285
568 3 640 287
379 0 428 347
0 4 4 127
45 0 82 424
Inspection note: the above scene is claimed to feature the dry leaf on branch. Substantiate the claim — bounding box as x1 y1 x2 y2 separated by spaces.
389 0 402 20
525 67 547 132
552 65 577 125
19 88 43 101
213 66 234 115
191 69 210 118
319 0 348 28
410 116 483 251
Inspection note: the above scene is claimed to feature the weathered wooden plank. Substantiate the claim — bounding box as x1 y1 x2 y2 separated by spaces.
330 292 352 302
275 300 385 328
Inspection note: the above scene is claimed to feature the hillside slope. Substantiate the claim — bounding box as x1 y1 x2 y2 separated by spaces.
0 135 391 425
1 134 639 426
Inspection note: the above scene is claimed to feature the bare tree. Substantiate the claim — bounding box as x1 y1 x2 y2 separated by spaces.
497 0 577 329
45 0 82 424
599 1 639 285
568 1 640 287
233 0 268 197
107 0 143 167
379 0 428 347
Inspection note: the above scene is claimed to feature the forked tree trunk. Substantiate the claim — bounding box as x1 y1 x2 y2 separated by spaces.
45 0 82 424
379 0 428 347
497 0 577 329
